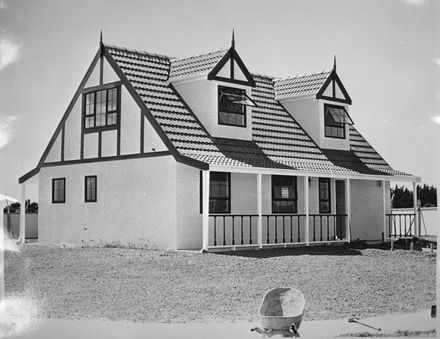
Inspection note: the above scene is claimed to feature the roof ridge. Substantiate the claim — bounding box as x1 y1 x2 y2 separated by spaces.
103 43 172 60
170 48 229 62
275 70 331 82
251 72 276 80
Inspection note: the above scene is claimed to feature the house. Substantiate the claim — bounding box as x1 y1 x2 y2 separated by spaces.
18 35 420 250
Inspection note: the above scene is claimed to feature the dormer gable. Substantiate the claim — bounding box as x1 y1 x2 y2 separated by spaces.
207 34 255 87
316 64 351 104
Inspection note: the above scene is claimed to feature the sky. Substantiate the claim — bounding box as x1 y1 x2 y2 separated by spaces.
0 0 439 201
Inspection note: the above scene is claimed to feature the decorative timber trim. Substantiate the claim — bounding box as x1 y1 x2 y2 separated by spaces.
316 69 352 105
207 44 256 87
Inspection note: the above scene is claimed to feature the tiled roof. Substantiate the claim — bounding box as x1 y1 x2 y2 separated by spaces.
169 49 228 82
274 72 330 100
105 44 412 178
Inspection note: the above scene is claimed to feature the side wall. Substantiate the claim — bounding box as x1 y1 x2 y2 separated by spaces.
38 156 177 249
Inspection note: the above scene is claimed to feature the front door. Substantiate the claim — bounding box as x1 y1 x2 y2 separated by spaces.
335 180 346 239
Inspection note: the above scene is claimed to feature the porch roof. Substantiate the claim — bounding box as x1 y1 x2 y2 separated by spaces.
103 44 416 181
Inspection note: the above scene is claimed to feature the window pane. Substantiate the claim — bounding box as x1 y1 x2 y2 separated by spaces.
107 112 117 125
96 113 106 127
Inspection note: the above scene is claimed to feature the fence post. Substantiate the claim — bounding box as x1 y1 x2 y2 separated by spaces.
412 181 418 236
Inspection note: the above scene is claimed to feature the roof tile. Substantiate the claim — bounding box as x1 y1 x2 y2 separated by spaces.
105 44 412 178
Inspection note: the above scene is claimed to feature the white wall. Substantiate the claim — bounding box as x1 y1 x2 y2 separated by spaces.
38 155 177 249
45 132 62 162
64 99 81 160
173 78 253 140
175 163 202 249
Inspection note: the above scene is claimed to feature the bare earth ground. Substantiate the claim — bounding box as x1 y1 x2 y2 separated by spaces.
4 244 436 323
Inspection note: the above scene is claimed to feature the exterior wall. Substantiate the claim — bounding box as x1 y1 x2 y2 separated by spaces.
350 179 384 241
64 99 82 160
279 96 350 151
173 78 253 140
144 117 167 152
120 86 141 155
280 97 320 145
176 163 202 249
38 155 177 249
45 132 62 162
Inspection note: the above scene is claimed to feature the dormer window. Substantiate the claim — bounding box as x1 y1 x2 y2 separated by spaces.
324 104 353 139
83 85 120 130
218 86 256 127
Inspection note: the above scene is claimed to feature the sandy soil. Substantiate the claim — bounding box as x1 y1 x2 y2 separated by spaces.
4 244 436 323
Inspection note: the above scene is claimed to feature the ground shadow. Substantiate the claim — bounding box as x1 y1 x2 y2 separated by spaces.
214 242 369 258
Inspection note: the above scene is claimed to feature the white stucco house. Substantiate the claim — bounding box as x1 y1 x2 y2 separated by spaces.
18 36 420 250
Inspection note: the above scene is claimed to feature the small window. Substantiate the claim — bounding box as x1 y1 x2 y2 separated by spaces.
218 86 256 127
324 104 352 139
272 175 297 213
209 172 230 213
52 178 66 203
319 178 331 213
83 86 119 130
85 176 97 202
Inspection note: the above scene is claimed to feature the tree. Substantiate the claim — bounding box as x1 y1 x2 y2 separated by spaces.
391 184 437 208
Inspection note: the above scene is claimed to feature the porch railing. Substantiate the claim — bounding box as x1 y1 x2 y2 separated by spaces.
386 213 416 238
209 214 348 248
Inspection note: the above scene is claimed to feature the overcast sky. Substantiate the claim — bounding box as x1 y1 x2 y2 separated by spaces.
0 0 439 200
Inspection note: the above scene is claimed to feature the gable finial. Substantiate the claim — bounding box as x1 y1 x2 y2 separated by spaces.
100 30 103 44
231 29 235 49
333 55 336 72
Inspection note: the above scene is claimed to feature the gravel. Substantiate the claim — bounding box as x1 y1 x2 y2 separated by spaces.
4 244 436 323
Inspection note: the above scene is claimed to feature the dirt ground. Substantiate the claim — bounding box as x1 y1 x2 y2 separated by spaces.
4 244 436 323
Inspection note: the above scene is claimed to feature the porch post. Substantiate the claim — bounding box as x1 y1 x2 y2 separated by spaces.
19 183 26 244
202 170 210 251
257 173 263 248
412 181 419 236
345 178 351 242
304 176 309 245
382 180 387 239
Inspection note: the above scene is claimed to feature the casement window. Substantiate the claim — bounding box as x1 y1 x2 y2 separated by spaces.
272 175 297 213
52 178 66 203
324 104 353 139
84 176 97 202
209 172 230 213
319 178 331 213
83 86 119 130
218 86 256 127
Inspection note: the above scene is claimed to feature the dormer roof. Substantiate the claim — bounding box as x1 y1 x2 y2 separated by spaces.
274 71 331 100
169 49 228 82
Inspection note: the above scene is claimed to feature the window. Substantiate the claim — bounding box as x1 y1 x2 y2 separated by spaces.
324 104 353 139
52 178 66 203
218 86 256 127
84 176 97 202
83 86 119 130
319 178 331 213
272 175 297 213
209 172 230 213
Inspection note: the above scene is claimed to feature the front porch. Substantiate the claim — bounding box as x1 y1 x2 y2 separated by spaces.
200 167 420 251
